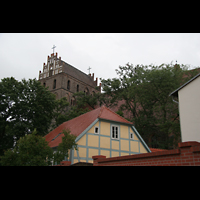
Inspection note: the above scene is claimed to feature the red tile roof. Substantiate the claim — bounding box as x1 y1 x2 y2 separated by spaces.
45 106 132 148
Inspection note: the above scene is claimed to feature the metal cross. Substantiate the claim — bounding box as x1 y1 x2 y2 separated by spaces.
88 66 91 74
52 45 56 53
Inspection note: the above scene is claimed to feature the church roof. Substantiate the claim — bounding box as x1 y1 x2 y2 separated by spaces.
62 60 97 88
44 106 132 148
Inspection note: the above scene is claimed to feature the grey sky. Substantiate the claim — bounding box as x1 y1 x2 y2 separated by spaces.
0 33 200 82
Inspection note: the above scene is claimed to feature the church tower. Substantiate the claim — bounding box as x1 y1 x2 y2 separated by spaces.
38 52 101 105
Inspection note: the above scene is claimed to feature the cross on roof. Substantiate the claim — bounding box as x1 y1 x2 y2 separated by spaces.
88 66 91 74
52 45 56 53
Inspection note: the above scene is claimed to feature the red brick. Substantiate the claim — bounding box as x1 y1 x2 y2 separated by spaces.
93 142 200 166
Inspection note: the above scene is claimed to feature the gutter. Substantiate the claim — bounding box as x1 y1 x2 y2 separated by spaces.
172 96 179 104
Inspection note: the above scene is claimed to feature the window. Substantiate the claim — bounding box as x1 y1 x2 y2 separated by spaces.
53 79 56 89
43 82 46 87
67 80 70 90
111 125 119 139
77 84 79 92
130 133 134 139
84 87 89 95
94 127 99 134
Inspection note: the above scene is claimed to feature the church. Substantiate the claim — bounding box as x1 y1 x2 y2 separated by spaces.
38 51 101 105
39 50 151 165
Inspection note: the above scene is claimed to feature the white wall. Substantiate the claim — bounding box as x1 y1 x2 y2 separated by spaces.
178 76 200 142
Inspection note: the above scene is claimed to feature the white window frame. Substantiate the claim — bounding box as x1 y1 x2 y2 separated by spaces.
111 125 119 140
130 132 134 140
94 126 99 134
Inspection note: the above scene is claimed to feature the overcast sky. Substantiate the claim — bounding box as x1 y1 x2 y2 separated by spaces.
1 33 200 83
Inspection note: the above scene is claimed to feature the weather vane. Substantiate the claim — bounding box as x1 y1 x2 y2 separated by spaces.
52 45 56 53
88 66 91 74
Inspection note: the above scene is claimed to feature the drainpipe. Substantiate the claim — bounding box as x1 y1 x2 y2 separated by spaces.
172 96 179 104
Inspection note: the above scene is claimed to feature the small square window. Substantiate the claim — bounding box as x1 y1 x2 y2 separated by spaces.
95 127 99 134
130 133 134 139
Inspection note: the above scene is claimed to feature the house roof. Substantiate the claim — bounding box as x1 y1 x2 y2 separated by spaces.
44 106 132 148
169 72 200 98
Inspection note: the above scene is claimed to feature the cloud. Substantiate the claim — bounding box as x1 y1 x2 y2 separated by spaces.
0 33 200 82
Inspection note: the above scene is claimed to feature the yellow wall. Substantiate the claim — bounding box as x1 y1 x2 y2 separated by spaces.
72 120 148 164
100 121 110 136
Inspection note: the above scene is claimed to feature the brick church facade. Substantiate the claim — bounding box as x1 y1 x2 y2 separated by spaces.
38 52 101 104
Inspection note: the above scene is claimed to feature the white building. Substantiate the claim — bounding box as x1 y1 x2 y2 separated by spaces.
170 73 200 142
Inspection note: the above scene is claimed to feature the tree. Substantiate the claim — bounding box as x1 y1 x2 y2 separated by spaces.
53 129 77 165
73 91 98 109
100 63 200 149
0 77 56 157
49 96 90 131
0 129 53 166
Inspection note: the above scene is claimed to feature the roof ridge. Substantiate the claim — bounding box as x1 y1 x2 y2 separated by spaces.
63 107 101 124
98 105 105 118
99 105 132 124
62 59 92 79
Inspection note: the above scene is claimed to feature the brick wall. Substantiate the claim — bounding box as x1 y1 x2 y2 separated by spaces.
92 141 200 166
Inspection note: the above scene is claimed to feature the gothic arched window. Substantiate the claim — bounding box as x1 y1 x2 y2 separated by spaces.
67 80 70 90
84 87 89 95
53 79 56 89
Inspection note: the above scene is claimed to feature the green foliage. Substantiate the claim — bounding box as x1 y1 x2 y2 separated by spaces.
74 91 97 109
116 110 124 117
53 129 77 165
0 77 56 157
50 96 90 131
100 63 200 149
0 129 53 166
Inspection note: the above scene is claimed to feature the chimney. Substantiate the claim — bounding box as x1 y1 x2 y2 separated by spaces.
92 73 94 81
43 63 45 66
98 83 102 92
48 55 50 60
56 52 58 57
39 70 41 73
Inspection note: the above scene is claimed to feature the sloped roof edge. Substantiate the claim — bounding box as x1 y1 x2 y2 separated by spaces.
169 72 200 97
